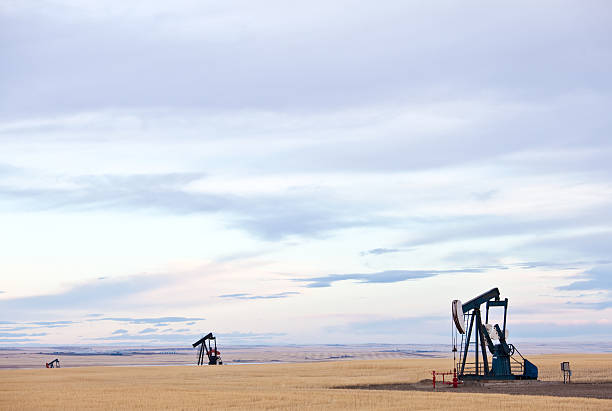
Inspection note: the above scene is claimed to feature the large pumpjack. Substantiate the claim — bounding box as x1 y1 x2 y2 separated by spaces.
452 288 538 380
193 333 222 365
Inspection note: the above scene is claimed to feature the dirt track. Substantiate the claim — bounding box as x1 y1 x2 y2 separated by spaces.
338 381 612 400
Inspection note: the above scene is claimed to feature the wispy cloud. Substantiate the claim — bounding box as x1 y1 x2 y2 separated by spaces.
558 266 612 291
0 326 32 332
93 332 197 342
326 316 446 336
0 170 394 239
0 332 47 337
403 212 612 249
92 317 205 324
0 274 172 317
470 189 498 201
217 331 287 339
219 292 299 300
511 322 612 339
294 268 484 288
512 261 610 270
564 301 612 310
29 321 75 326
360 248 404 256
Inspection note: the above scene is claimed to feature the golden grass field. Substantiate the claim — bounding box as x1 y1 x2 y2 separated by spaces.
1 354 611 410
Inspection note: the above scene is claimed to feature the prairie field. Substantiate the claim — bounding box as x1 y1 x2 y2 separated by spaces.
1 354 611 410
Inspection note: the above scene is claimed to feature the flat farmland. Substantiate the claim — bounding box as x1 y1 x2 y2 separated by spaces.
0 344 447 369
1 354 612 410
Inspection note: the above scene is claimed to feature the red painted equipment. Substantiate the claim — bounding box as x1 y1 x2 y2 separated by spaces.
432 368 462 389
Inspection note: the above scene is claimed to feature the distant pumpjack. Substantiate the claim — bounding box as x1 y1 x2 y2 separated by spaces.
45 359 60 368
193 333 222 365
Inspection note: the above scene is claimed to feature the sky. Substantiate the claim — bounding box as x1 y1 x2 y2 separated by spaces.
1 0 611 346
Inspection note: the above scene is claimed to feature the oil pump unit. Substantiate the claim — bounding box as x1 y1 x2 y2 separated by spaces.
193 333 222 365
45 359 60 368
452 288 538 380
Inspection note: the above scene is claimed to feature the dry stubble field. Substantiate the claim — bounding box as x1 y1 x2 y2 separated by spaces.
1 354 611 410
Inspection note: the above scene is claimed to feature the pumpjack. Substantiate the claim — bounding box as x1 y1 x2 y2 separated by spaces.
45 359 60 368
193 333 222 365
452 288 538 380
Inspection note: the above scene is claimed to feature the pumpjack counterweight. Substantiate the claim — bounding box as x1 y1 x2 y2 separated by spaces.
193 333 222 365
452 288 538 381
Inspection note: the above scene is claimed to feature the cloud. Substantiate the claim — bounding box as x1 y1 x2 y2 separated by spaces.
0 332 47 337
112 329 128 335
217 331 286 339
327 316 447 336
294 268 484 288
564 301 612 310
93 332 197 343
511 322 612 339
0 170 395 239
94 330 284 344
0 320 76 331
0 321 76 330
512 261 610 270
522 231 612 261
28 320 75 326
0 274 173 318
2 2 610 118
250 199 384 240
402 213 606 248
219 291 299 300
93 316 205 324
360 248 403 256
0 172 223 214
558 266 612 292
139 328 158 334
0 326 32 332
0 338 41 343
0 163 19 176
470 189 498 201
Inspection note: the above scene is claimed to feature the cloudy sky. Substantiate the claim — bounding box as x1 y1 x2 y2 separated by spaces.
1 1 611 346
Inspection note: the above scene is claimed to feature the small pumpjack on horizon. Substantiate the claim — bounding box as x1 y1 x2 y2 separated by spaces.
193 333 222 365
45 359 60 368
452 288 538 381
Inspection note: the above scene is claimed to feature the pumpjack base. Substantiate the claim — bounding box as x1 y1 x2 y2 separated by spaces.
461 375 538 382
